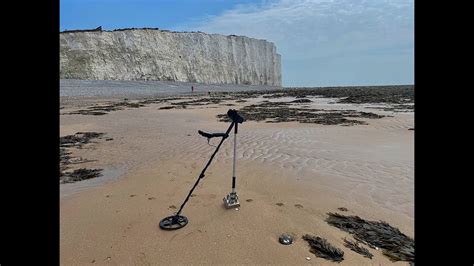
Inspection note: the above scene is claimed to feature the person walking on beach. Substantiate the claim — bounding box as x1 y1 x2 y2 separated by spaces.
191 86 194 93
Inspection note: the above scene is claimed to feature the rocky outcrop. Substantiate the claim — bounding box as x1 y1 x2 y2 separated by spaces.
60 28 282 86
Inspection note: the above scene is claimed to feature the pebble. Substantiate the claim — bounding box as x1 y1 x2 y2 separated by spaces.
306 257 311 260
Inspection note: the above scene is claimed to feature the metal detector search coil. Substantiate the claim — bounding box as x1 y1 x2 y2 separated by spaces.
159 109 244 230
159 215 188 230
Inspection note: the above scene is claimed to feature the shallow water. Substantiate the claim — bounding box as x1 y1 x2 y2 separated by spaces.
60 164 128 199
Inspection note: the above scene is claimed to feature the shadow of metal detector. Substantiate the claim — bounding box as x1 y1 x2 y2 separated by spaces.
159 109 244 230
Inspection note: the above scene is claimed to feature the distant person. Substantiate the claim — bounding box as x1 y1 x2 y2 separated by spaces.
191 86 194 93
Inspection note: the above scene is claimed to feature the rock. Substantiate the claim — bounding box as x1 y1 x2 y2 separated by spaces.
279 234 294 245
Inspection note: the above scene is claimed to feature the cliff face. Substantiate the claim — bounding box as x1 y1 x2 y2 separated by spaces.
60 29 282 86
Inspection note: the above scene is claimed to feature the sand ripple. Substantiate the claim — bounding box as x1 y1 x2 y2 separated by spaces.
174 123 413 218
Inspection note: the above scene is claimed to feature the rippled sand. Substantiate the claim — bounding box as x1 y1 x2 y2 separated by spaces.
60 94 413 265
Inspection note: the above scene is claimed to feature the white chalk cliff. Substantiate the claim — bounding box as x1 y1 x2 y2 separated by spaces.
60 29 282 86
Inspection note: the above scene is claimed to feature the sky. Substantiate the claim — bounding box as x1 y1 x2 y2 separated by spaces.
60 0 414 87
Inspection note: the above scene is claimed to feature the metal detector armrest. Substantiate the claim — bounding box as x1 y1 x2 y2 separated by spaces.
198 130 228 139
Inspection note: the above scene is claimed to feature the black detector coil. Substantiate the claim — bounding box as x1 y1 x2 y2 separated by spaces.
159 215 189 230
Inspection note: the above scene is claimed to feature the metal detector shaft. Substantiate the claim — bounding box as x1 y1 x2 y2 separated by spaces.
175 121 235 216
232 122 237 193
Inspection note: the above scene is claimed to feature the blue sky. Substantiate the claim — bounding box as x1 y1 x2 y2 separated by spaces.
60 0 414 87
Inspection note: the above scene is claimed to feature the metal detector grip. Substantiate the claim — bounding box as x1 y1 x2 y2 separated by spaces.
198 130 213 138
198 130 228 139
227 109 244 124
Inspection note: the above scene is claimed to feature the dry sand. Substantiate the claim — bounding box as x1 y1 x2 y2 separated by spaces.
60 94 414 265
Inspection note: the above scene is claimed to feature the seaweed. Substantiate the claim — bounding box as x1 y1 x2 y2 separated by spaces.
60 132 105 147
60 132 107 183
216 102 384 126
61 168 103 184
67 101 145 116
302 234 344 262
326 212 414 263
343 238 373 259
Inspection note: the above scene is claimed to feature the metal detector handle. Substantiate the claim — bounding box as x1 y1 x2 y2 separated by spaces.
198 130 228 139
227 109 244 124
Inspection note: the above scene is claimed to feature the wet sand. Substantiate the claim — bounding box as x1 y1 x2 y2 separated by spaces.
60 88 414 265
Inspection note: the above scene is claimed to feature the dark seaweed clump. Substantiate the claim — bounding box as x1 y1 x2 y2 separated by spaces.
60 132 105 147
170 97 223 106
302 234 344 262
343 238 373 259
290 98 312 103
61 168 102 184
67 101 145 116
326 212 414 263
216 101 384 126
213 85 413 111
60 132 106 183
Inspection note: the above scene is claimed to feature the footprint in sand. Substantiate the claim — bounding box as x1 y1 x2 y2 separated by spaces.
294 204 303 209
169 205 177 209
276 203 284 207
130 194 136 198
148 197 156 200
246 199 253 202
338 207 348 211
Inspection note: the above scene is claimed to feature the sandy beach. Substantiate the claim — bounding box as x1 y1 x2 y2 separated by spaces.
60 85 414 265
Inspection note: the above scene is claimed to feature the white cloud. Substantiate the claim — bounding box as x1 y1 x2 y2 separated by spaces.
177 0 414 86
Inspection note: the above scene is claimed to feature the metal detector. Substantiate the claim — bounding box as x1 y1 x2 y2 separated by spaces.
159 109 244 230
